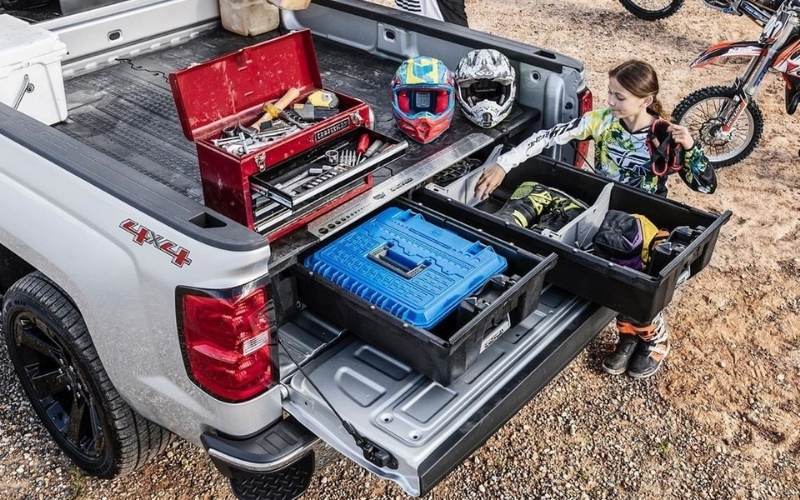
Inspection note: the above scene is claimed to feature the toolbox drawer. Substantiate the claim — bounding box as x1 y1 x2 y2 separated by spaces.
290 199 557 385
251 127 407 240
412 157 731 322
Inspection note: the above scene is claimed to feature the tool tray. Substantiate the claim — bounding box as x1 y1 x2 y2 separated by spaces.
168 29 373 232
293 200 556 385
412 157 731 322
252 128 406 210
250 127 407 240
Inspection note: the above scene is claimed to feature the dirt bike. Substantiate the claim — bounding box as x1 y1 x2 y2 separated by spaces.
671 0 800 167
619 0 776 22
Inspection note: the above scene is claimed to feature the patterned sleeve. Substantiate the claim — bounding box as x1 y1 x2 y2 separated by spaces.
496 109 605 173
678 146 717 194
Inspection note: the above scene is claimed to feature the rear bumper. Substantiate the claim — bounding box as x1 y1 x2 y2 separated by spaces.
201 417 319 477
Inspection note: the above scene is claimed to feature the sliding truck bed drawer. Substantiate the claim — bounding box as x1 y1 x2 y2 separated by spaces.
413 158 731 322
295 200 556 385
279 288 614 497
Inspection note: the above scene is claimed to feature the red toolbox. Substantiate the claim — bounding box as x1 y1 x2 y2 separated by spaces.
169 30 384 238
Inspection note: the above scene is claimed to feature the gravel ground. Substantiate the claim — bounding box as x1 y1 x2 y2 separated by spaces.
2 0 799 498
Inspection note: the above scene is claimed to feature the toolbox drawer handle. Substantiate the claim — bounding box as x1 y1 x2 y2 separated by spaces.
369 243 429 279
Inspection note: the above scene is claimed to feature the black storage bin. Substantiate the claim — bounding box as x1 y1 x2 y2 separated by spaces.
294 200 557 385
412 157 731 322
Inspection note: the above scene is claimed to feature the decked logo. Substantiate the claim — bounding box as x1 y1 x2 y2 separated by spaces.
120 219 192 268
314 117 350 142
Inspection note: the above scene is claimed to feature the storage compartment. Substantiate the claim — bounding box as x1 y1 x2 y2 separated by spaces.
290 199 556 385
0 15 68 125
412 157 731 322
169 29 378 236
424 143 504 207
250 127 407 240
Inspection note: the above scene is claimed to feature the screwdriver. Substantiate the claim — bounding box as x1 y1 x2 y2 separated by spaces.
362 139 384 162
355 133 370 164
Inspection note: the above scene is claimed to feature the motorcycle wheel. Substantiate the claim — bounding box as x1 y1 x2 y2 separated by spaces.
618 0 684 20
672 85 764 169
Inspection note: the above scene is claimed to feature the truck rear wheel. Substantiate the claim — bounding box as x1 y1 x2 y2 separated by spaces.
2 272 173 478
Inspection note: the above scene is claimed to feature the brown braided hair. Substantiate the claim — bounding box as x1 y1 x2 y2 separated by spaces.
609 60 664 118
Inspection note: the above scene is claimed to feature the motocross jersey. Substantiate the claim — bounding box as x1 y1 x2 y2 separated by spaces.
496 107 717 196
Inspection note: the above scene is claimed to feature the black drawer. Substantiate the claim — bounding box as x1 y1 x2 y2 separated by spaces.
288 199 556 385
412 157 731 322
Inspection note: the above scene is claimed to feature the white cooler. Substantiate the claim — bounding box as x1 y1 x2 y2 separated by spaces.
0 14 68 125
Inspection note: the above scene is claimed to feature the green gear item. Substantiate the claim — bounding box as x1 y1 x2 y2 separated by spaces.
496 182 586 231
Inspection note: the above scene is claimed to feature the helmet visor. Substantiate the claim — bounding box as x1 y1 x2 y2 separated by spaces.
459 80 511 106
395 87 453 118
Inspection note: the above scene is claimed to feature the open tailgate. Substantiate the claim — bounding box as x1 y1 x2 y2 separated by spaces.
280 287 614 496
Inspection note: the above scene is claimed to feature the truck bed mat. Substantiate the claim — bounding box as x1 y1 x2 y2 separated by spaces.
56 28 537 203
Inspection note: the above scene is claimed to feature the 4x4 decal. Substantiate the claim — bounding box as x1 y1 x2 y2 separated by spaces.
120 219 192 268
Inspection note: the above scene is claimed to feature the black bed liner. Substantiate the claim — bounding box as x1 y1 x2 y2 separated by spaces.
55 27 538 203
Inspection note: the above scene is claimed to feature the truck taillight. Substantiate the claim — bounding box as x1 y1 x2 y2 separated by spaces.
178 285 273 402
575 88 593 170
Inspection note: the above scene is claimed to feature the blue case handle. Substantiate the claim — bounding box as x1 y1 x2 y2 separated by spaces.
368 243 429 279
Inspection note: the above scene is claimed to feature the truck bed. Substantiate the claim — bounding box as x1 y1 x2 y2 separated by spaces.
56 27 537 204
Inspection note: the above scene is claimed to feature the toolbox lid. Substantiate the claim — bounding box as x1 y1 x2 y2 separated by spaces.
169 29 323 141
0 15 67 77
304 207 508 329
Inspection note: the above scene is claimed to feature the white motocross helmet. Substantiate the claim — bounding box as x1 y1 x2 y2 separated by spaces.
455 49 516 128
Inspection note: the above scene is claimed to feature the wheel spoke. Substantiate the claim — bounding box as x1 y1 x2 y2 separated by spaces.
66 397 86 443
16 319 62 360
16 327 60 360
30 367 68 396
86 399 104 455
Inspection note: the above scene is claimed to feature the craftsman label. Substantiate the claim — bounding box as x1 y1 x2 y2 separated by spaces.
479 317 511 353
314 117 350 142
120 219 193 268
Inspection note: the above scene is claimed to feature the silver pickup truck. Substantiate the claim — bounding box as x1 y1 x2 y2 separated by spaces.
0 1 612 498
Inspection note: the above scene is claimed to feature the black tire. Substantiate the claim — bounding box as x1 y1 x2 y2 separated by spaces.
618 0 684 20
229 452 315 500
2 272 174 478
672 85 764 169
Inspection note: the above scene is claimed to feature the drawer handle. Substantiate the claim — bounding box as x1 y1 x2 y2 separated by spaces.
368 243 429 279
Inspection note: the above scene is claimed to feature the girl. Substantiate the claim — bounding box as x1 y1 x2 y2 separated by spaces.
474 59 717 379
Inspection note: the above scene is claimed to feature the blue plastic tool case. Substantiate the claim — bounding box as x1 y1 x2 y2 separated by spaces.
304 207 509 329
296 201 557 384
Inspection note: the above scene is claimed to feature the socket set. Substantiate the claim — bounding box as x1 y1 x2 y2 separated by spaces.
251 130 407 210
252 176 370 237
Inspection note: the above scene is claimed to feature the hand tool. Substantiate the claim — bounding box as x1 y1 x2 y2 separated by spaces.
308 165 333 175
252 125 295 141
355 133 370 164
325 150 339 165
292 103 340 121
307 89 339 109
212 135 247 147
362 139 384 161
252 88 303 130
